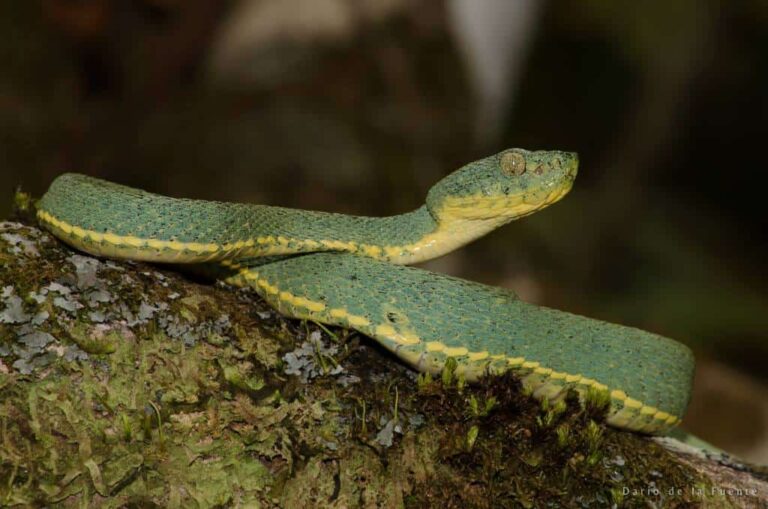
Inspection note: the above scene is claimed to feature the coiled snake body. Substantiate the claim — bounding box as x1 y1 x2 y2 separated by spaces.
38 149 694 434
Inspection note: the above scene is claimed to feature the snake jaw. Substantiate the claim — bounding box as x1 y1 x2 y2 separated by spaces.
435 179 574 223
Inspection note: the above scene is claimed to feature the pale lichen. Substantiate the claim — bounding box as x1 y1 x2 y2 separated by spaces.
0 219 761 508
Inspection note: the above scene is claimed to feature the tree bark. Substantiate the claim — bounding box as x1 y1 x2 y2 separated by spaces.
1 212 766 508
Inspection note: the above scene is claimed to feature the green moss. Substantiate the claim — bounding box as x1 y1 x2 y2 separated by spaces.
0 221 295 506
0 220 746 508
396 372 711 508
12 190 34 218
66 323 118 354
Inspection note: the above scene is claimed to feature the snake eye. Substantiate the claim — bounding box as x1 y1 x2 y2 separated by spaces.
501 151 526 176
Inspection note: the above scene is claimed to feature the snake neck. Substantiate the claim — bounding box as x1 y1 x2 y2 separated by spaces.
377 206 511 264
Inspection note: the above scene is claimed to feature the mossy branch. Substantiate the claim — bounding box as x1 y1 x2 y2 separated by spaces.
0 218 766 508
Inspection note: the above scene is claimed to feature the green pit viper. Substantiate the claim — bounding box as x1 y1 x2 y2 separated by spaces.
37 149 694 434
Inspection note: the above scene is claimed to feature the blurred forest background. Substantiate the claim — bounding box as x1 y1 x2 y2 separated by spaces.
1 0 766 463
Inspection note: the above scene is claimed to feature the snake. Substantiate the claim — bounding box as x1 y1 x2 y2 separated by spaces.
37 148 694 434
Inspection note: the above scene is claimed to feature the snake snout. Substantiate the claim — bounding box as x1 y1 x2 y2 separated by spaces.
560 151 579 177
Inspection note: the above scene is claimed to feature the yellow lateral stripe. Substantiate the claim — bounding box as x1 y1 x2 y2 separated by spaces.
371 325 421 345
610 389 628 400
375 324 397 337
272 289 327 314
330 308 348 319
384 246 403 258
443 346 469 357
467 351 489 361
426 341 445 352
70 225 86 238
361 245 383 257
392 333 420 345
347 315 371 327
305 301 326 312
37 209 371 256
103 233 124 245
321 239 358 251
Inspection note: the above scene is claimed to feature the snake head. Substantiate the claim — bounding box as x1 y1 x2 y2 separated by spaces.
426 149 578 222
